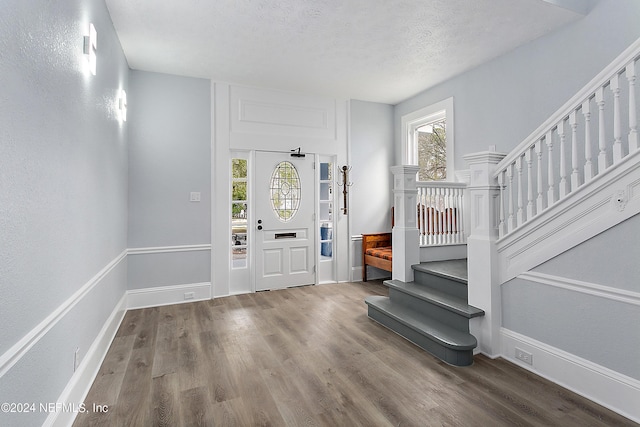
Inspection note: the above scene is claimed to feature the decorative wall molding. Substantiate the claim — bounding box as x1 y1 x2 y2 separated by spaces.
0 250 127 378
501 328 640 424
45 294 127 427
127 282 212 309
518 271 640 306
127 244 211 255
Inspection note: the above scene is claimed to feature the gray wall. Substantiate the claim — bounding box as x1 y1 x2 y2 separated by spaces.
0 0 129 425
349 100 394 277
394 0 640 171
503 213 640 380
350 100 395 236
127 70 211 289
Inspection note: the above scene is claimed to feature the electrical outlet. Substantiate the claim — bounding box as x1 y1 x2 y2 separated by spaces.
190 192 201 202
74 347 80 372
515 347 533 365
184 292 195 300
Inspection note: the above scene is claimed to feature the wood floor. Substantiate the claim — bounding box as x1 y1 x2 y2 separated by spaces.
74 281 637 427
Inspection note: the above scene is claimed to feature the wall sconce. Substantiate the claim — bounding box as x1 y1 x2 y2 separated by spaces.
83 23 97 75
118 90 127 122
337 165 352 215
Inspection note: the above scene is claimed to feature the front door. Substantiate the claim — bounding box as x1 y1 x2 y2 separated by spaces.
254 151 316 291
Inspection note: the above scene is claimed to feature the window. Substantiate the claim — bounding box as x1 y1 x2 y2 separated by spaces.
231 158 248 268
402 97 454 181
417 117 447 181
269 161 301 222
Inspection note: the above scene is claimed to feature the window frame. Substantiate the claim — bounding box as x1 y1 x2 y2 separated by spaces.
401 97 455 181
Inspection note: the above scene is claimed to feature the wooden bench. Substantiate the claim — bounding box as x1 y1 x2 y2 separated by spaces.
362 232 392 281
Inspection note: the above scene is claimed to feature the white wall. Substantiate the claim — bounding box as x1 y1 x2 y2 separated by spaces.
127 70 211 291
0 0 129 425
349 100 395 280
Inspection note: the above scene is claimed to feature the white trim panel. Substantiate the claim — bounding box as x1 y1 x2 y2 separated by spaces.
126 282 212 310
0 250 127 378
127 244 211 255
518 271 640 306
501 328 640 424
46 294 127 427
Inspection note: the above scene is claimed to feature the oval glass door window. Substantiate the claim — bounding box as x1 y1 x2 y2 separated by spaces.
270 161 301 222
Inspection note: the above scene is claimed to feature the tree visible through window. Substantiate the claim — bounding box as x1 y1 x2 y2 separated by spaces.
417 119 446 181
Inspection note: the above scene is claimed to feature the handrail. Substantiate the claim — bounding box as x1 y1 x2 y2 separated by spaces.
493 37 640 238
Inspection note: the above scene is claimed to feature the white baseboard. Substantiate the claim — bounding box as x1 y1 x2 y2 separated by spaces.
501 328 640 424
46 294 128 427
126 282 212 309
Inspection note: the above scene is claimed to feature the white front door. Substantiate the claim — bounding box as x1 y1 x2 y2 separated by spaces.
254 151 316 291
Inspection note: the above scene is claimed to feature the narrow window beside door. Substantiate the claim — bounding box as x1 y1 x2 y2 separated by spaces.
231 158 248 268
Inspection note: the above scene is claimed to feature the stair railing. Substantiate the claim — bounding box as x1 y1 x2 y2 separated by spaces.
416 181 467 246
494 38 640 239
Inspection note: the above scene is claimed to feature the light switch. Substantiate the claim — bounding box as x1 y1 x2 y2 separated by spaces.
190 192 201 202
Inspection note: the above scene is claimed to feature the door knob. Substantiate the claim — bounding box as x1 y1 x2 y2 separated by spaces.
257 225 263 230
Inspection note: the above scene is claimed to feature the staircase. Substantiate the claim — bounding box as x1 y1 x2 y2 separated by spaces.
365 259 484 366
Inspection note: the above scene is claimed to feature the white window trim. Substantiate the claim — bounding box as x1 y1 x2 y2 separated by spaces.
401 97 454 180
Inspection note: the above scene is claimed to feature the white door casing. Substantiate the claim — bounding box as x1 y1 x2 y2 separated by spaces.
254 151 316 291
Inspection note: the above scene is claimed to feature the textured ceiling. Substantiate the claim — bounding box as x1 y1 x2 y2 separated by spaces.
105 0 589 105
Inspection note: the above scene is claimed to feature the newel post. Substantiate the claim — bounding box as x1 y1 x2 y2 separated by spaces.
391 165 420 282
464 151 506 357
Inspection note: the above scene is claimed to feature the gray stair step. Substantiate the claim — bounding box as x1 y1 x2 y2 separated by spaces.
365 296 477 351
384 279 484 319
412 259 469 300
412 259 468 284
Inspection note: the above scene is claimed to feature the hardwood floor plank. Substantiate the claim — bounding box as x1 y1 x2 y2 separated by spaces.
74 283 639 427
180 386 215 427
151 373 180 427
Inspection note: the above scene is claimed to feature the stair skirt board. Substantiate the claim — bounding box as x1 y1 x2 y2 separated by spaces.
366 297 476 367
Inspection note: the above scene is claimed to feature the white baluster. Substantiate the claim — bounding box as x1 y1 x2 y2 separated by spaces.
507 163 515 232
535 140 544 213
558 120 568 198
525 146 534 219
546 130 556 206
442 188 451 243
582 99 594 181
596 87 607 173
611 74 623 163
516 155 524 226
456 188 464 243
497 169 506 237
569 111 580 191
627 61 638 153
426 187 432 245
437 187 443 245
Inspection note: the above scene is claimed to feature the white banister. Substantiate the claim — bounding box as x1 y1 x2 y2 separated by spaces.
493 37 640 238
416 181 467 246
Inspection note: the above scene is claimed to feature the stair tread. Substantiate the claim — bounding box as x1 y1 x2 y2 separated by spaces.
365 295 477 350
384 279 484 318
412 259 468 284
